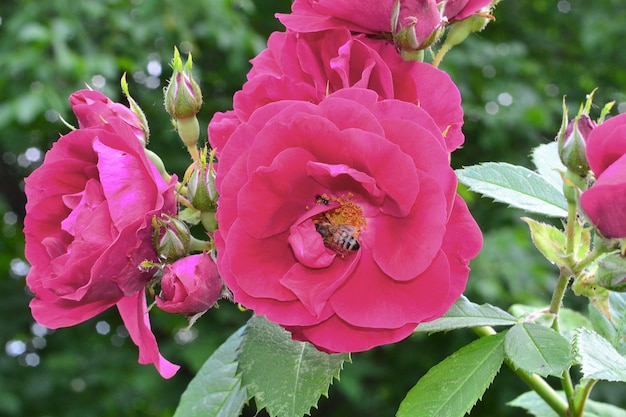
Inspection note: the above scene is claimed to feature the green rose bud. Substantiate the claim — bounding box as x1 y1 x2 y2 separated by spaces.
187 147 218 212
152 215 191 262
164 47 203 149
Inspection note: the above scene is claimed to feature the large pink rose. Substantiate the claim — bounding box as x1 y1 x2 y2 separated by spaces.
213 88 482 352
24 100 179 378
210 28 464 154
580 113 626 238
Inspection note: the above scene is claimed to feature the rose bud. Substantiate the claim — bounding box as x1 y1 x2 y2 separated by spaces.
164 47 202 149
441 0 495 23
156 254 222 315
152 215 191 262
390 0 445 59
558 113 595 176
187 147 218 212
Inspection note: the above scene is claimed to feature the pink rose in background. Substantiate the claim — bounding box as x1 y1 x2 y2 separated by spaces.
24 97 179 378
277 0 493 34
70 89 148 145
156 254 222 315
212 88 482 352
209 28 464 154
580 113 626 238
277 0 441 46
441 0 493 22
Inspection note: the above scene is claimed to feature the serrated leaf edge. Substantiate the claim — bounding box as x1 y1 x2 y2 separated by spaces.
397 333 505 417
505 323 572 378
456 162 567 217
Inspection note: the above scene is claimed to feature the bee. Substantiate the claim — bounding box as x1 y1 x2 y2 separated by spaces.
315 194 329 205
315 221 360 255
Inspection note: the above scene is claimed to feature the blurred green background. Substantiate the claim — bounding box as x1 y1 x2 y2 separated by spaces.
2 0 626 416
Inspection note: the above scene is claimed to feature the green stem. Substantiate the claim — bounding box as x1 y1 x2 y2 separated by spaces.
549 269 570 315
549 297 575 407
554 200 578 408
564 200 577 255
573 245 604 275
572 379 597 417
473 326 569 417
432 45 450 68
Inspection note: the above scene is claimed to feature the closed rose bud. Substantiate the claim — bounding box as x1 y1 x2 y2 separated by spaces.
391 0 445 57
156 254 222 315
441 0 495 23
187 148 218 212
558 113 595 176
164 47 203 120
152 215 191 262
164 47 202 150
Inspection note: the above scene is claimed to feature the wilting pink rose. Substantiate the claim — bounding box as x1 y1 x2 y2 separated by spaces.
70 89 147 145
440 0 493 21
580 113 626 238
210 28 464 154
24 102 179 378
156 254 222 315
277 0 441 47
213 88 482 352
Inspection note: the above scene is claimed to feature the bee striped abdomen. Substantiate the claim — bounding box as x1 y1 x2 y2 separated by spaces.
315 222 360 254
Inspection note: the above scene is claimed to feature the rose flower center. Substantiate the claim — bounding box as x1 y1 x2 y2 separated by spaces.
312 193 365 256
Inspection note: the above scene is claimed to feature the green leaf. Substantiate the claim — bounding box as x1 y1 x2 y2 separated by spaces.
507 390 561 417
521 217 567 267
414 295 517 333
178 207 202 225
531 142 566 189
557 308 593 342
238 315 349 417
584 400 626 417
573 327 626 382
504 323 573 377
509 391 626 417
396 332 505 417
455 162 567 217
573 220 592 261
595 253 626 292
508 304 554 327
589 292 626 355
173 326 247 417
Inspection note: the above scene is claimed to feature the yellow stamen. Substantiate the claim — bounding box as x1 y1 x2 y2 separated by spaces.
319 193 366 234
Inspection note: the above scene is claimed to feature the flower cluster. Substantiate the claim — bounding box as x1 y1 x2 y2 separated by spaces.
24 91 180 378
209 1 485 352
24 91 221 378
24 0 492 376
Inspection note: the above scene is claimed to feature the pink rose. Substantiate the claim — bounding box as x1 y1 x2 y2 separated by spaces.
580 113 626 238
277 0 441 47
210 28 464 154
24 101 179 378
440 0 493 21
213 88 482 352
69 89 148 145
156 254 222 315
